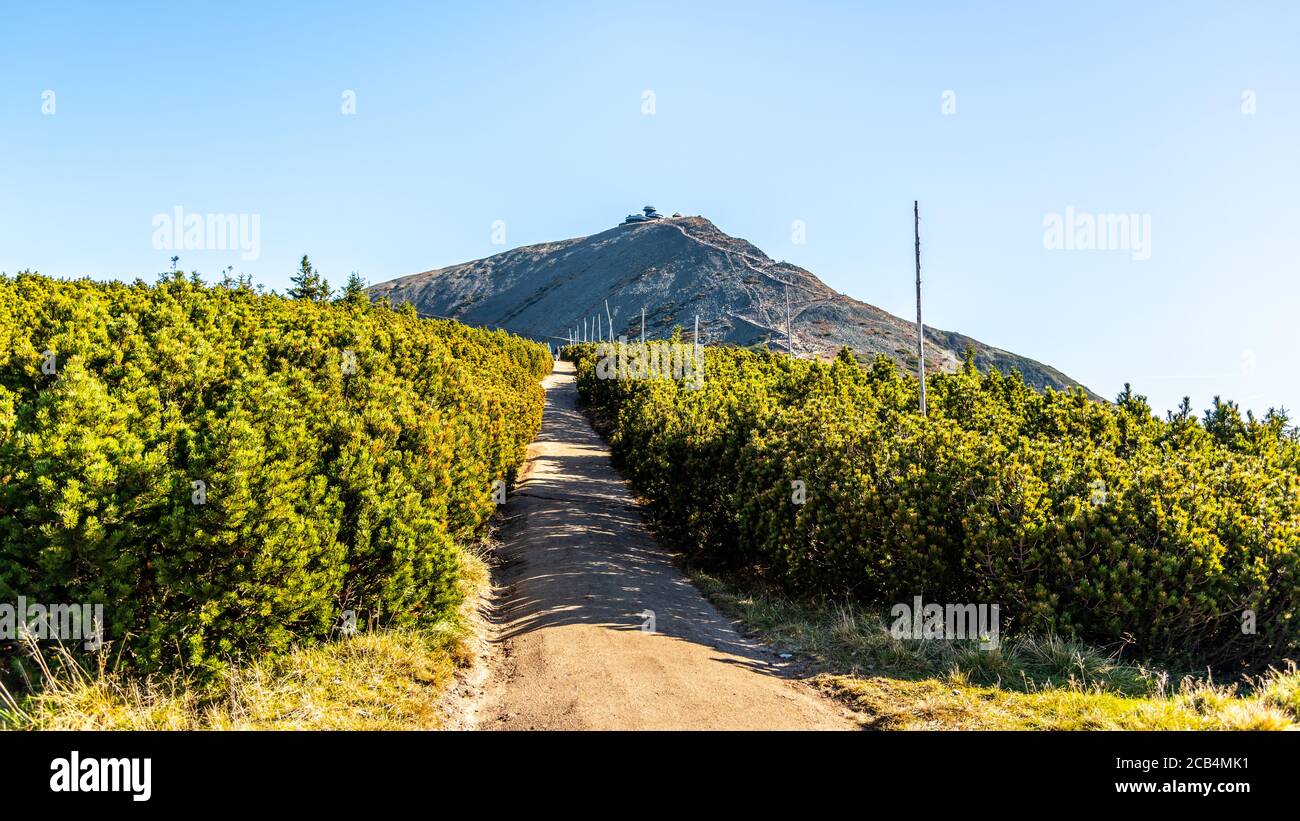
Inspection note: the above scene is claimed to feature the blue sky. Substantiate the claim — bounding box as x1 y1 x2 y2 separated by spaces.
3 1 1298 416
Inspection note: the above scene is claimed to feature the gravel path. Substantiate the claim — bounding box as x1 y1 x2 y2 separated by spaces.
478 360 853 730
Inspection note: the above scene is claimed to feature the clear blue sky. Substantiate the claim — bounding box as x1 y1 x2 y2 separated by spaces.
3 1 1297 417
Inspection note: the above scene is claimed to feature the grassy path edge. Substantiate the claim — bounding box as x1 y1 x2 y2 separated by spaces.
687 572 1299 731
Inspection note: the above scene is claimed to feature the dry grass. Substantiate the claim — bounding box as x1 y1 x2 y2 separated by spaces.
1 550 490 731
691 571 1299 731
1 626 467 730
814 670 1298 731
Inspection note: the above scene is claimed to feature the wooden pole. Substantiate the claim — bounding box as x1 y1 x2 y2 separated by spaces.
785 284 793 357
914 200 927 418
694 315 701 374
640 306 645 343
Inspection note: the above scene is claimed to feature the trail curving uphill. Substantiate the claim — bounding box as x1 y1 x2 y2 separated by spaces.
477 361 853 730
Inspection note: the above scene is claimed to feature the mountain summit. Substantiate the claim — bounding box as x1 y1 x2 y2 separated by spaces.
370 213 1093 396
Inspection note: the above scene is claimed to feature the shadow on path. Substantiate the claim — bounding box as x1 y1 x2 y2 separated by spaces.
479 361 853 730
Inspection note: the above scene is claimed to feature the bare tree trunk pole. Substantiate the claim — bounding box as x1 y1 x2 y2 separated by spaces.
785 284 793 357
914 200 927 418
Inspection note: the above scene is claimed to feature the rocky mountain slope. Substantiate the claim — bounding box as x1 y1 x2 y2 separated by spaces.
370 214 1094 396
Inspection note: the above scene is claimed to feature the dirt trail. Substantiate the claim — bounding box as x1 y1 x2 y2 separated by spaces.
477 360 853 730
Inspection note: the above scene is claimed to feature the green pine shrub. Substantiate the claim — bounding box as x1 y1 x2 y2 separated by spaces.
572 341 1298 671
0 272 549 676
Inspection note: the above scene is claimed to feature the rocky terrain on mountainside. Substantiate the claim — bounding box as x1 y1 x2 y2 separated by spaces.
370 213 1095 396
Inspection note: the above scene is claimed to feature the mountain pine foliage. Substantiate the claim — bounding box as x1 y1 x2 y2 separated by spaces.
572 342 1298 671
0 272 550 675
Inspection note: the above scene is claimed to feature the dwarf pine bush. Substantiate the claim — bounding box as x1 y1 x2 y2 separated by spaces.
0 272 549 675
572 342 1298 671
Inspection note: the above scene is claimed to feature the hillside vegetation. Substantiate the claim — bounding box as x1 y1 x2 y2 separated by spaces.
0 272 550 687
572 341 1298 673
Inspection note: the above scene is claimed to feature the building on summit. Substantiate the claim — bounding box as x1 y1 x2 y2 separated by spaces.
622 205 663 225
